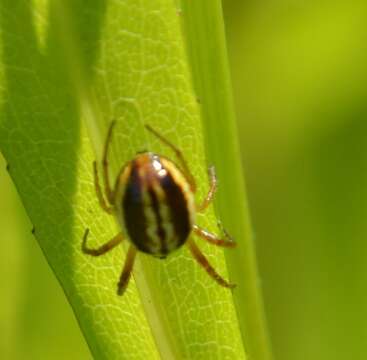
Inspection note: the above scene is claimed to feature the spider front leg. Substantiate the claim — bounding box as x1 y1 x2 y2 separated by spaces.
197 166 217 212
102 120 117 204
93 161 114 214
92 120 117 214
145 124 196 192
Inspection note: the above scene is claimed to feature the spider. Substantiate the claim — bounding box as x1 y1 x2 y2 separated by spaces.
82 121 236 295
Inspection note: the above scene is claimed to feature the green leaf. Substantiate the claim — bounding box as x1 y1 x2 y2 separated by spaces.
0 0 269 359
0 154 90 359
0 1 159 359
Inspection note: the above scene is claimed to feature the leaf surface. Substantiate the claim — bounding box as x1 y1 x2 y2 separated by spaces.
0 1 248 359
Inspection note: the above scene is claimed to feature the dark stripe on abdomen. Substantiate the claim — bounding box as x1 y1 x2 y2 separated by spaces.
148 188 167 255
122 164 154 254
160 172 191 249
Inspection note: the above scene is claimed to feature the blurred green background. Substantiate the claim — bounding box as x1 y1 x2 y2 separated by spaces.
1 1 366 359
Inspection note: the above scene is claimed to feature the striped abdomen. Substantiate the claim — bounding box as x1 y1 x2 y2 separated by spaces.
120 153 195 257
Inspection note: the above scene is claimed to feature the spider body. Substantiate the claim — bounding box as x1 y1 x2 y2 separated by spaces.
82 121 236 295
116 153 195 257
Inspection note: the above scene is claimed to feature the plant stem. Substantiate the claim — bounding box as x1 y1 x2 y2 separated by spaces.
180 1 273 359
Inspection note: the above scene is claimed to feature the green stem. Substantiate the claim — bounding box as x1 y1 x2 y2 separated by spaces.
180 1 273 359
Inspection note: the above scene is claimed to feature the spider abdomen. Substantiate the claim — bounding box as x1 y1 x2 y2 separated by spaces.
118 153 195 257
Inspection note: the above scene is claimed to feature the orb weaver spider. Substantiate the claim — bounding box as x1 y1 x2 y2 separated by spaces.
82 121 236 295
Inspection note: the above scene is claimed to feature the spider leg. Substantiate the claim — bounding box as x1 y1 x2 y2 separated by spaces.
193 224 236 248
82 229 123 256
93 161 114 214
102 120 117 203
117 245 137 295
187 239 235 288
197 166 217 212
145 124 196 192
